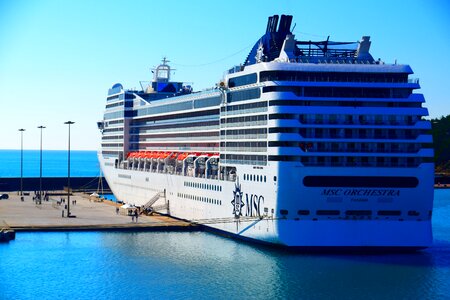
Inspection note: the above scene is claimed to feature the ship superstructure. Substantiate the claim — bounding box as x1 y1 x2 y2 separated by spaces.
98 15 434 249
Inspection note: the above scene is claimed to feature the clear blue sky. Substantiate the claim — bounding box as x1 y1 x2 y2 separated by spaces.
1 0 449 150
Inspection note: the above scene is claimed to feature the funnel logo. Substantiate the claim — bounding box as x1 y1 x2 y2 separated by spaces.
231 179 244 217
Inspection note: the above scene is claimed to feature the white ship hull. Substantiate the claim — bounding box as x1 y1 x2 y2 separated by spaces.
100 154 433 249
98 15 434 249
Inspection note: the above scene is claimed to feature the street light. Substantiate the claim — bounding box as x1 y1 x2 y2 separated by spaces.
64 121 75 217
37 125 46 204
18 129 25 196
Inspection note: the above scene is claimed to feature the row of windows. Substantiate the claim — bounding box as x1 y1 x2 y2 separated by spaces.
184 181 222 192
107 94 120 101
220 115 267 124
228 73 257 87
133 109 219 125
243 174 267 182
221 101 267 113
135 96 221 117
102 135 124 140
227 88 261 103
129 142 219 151
260 71 409 84
268 127 424 140
220 154 267 164
131 121 219 133
269 113 421 126
220 141 267 148
104 111 124 120
280 209 422 217
136 131 219 141
107 120 124 125
105 100 132 109
178 192 222 205
269 100 422 107
268 155 429 167
220 128 267 136
268 99 421 108
106 101 124 109
136 101 192 117
195 96 222 109
102 143 124 147
103 127 124 133
263 86 412 99
268 141 424 153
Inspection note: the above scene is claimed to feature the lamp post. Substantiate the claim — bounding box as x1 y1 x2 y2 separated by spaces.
65 121 75 217
37 125 45 204
18 129 25 196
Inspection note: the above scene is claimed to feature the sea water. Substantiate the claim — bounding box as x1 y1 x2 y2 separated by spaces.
0 150 99 177
1 189 449 299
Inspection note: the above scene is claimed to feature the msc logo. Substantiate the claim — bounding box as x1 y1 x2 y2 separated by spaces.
231 178 265 218
231 179 244 217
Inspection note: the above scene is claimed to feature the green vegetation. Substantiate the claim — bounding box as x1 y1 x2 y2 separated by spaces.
431 115 450 174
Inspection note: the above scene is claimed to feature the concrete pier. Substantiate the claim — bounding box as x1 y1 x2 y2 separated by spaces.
0 192 199 232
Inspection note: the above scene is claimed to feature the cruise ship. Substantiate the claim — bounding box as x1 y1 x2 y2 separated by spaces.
98 15 434 249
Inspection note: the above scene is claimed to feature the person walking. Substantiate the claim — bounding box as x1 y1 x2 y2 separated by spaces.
116 207 119 215
135 210 139 223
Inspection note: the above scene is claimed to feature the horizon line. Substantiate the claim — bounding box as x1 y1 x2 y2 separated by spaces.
0 148 98 151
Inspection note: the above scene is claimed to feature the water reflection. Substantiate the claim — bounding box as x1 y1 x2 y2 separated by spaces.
0 189 449 299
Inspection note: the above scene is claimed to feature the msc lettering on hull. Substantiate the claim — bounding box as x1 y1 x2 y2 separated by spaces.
245 194 264 217
321 189 400 197
232 179 265 218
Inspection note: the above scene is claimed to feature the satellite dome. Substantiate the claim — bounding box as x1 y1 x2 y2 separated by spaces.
112 83 123 90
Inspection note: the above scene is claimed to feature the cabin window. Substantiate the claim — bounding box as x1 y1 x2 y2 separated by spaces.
228 73 257 88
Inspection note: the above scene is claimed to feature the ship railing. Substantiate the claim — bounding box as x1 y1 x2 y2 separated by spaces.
221 147 266 152
220 134 267 140
221 107 268 116
140 125 219 134
221 121 267 128
221 159 267 166
293 58 376 65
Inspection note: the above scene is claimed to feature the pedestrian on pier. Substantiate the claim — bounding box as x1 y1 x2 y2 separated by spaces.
135 210 139 223
131 213 135 222
116 207 119 215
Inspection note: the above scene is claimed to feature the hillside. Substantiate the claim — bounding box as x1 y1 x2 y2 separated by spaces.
431 115 450 174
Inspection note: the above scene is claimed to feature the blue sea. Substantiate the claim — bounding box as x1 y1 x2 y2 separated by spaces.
0 150 99 177
1 189 450 299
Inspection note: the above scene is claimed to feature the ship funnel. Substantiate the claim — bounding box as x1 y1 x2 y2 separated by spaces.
356 36 373 60
278 15 293 33
266 15 279 33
